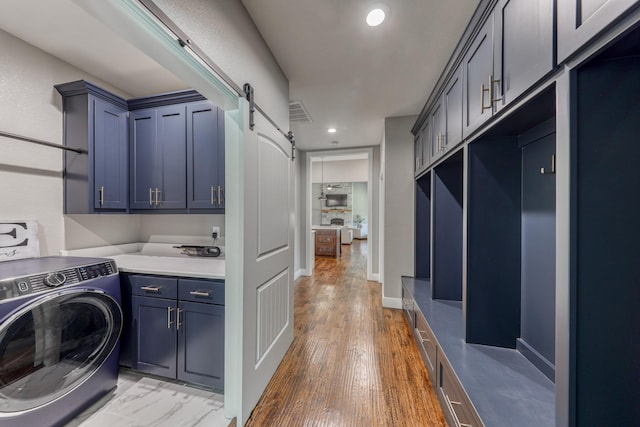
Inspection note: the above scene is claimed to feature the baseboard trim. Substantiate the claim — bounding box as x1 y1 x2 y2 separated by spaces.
368 273 380 282
294 269 303 280
516 338 555 381
382 296 402 309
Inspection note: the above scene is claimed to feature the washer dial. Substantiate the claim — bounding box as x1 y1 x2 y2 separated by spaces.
44 272 67 287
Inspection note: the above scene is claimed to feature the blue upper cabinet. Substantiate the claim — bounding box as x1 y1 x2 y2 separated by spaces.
130 108 158 209
494 0 554 111
186 101 225 211
93 98 128 210
557 0 640 63
129 105 187 210
464 0 554 138
156 105 187 209
55 81 129 214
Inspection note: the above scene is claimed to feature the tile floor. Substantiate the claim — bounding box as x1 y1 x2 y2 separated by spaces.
66 370 228 427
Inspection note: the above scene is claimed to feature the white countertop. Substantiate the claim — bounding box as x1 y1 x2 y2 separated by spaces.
61 242 225 280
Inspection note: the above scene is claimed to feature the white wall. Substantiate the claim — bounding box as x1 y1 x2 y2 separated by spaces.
0 29 137 255
311 159 368 183
382 116 416 304
153 0 289 131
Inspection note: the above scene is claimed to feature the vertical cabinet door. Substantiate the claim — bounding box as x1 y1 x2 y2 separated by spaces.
414 133 423 172
557 0 639 62
130 109 157 209
444 67 463 151
463 14 495 138
430 101 445 161
494 0 554 110
187 101 225 210
156 105 187 209
177 301 225 389
133 296 177 378
92 97 128 211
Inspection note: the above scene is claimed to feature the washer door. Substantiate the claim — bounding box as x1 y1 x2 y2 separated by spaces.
0 289 122 414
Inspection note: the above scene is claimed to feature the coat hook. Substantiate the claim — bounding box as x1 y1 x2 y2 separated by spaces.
541 154 556 175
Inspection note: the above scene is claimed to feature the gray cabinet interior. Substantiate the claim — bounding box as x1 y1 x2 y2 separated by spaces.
414 172 431 280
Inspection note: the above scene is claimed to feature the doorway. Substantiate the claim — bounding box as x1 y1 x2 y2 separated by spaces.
305 149 374 280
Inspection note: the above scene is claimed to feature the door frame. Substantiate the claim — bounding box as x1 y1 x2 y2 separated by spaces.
305 147 375 280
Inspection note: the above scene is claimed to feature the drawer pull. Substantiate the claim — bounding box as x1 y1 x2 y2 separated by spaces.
417 329 430 342
445 392 472 427
189 290 211 297
177 308 183 330
140 286 161 292
167 306 174 329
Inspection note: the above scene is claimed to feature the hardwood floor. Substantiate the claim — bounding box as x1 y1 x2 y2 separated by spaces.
245 240 445 426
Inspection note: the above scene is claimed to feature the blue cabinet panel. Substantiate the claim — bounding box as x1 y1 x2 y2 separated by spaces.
129 109 157 209
177 301 224 389
130 105 187 210
133 295 177 378
187 102 225 210
156 105 187 209
93 97 128 210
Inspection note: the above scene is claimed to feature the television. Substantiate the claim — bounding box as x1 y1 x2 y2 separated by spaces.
325 194 347 207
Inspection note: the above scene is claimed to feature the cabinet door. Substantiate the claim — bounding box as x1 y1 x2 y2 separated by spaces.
186 101 224 210
130 109 157 209
463 14 495 138
495 0 554 110
431 101 445 161
444 67 463 150
414 134 423 172
92 97 128 210
156 105 187 209
558 0 639 62
177 301 224 389
133 296 177 378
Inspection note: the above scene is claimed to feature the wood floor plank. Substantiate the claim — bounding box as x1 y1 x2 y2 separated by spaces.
245 240 445 426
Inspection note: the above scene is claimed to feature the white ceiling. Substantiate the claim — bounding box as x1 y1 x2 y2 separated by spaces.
0 0 479 151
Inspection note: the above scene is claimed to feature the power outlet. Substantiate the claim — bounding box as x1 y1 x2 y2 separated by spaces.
211 226 221 239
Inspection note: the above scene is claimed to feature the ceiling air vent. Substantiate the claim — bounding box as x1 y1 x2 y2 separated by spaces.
289 100 312 123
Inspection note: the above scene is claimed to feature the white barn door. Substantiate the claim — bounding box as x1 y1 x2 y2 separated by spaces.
237 105 294 422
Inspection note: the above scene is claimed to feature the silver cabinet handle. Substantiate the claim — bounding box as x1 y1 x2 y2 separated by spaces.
177 308 183 330
99 186 104 206
149 187 154 206
211 185 216 205
444 392 472 427
167 306 174 329
218 185 223 206
417 330 430 343
140 286 161 292
480 82 491 113
155 188 161 206
189 290 211 297
490 74 502 104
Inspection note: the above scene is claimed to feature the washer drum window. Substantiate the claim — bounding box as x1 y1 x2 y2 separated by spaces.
0 289 122 414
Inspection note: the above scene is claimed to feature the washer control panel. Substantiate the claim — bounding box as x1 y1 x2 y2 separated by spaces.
0 260 116 302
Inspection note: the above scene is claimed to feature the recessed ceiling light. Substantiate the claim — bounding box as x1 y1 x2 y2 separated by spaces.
328 128 337 133
366 8 386 26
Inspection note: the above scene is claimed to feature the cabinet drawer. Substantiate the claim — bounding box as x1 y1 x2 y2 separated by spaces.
130 275 178 299
178 279 224 305
316 245 336 255
316 235 335 244
401 286 415 328
415 310 437 378
437 354 484 427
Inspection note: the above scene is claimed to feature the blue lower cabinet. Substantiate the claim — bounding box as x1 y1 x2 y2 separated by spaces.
133 296 178 378
177 301 224 389
122 273 224 390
